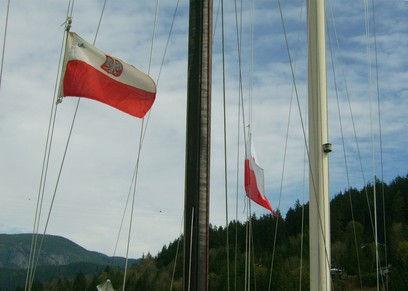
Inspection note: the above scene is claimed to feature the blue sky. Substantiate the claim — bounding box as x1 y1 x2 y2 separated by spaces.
0 0 406 259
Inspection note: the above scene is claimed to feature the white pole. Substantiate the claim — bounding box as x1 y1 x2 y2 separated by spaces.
308 0 331 290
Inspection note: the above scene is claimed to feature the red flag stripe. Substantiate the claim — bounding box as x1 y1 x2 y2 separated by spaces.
63 60 155 118
244 159 275 214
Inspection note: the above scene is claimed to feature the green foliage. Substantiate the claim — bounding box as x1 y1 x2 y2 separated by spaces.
9 175 408 290
72 273 87 291
85 175 404 290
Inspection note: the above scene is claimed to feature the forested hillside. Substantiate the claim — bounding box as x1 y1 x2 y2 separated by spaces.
0 234 137 290
15 176 408 290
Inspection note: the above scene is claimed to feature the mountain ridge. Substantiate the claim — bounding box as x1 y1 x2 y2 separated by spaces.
0 233 135 269
0 233 138 290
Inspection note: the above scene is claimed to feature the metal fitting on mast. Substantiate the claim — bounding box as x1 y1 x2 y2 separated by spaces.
323 143 332 153
65 17 72 32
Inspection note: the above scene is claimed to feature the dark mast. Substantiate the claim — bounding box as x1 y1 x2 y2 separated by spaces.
183 0 212 290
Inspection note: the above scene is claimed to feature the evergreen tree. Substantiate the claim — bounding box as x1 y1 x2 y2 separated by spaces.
73 272 87 291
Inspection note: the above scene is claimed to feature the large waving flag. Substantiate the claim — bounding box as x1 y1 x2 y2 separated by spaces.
244 130 275 214
59 32 156 118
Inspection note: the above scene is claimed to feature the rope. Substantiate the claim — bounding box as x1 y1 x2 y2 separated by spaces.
371 0 388 288
28 1 107 287
327 22 363 289
220 0 230 289
274 0 334 286
0 0 10 92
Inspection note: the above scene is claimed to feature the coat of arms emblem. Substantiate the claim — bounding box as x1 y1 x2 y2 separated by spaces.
101 55 123 77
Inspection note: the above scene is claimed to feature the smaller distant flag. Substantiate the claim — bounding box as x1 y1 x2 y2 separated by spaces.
59 32 156 118
244 129 276 215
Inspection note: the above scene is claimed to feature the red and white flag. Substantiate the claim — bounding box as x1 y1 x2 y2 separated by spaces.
59 32 156 118
244 130 275 214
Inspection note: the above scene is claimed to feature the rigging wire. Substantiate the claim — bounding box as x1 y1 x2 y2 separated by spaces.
169 213 184 291
268 73 294 291
247 201 251 291
28 1 107 287
220 0 231 289
213 0 221 39
272 0 335 288
29 3 78 287
251 220 257 291
137 0 161 143
156 0 181 85
329 2 390 288
187 207 195 291
121 0 160 289
244 202 249 291
299 146 306 291
362 0 381 288
122 120 145 291
327 21 363 288
298 5 306 289
112 166 137 258
232 0 251 289
267 2 305 289
25 2 75 290
248 0 254 127
111 0 180 261
0 0 10 92
142 0 180 150
25 29 63 291
247 0 257 289
234 51 242 291
370 0 388 288
233 0 247 141
329 0 376 239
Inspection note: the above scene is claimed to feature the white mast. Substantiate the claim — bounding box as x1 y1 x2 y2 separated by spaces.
308 0 331 290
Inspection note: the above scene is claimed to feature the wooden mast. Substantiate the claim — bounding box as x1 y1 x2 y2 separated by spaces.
308 0 331 290
183 0 212 290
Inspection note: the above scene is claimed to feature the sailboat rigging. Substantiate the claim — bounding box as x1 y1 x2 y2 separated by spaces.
0 0 396 290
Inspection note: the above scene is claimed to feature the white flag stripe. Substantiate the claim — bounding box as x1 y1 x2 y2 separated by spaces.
63 32 156 93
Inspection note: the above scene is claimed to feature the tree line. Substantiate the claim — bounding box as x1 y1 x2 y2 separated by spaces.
18 175 408 290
